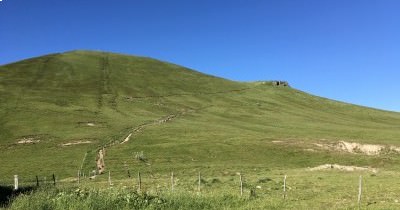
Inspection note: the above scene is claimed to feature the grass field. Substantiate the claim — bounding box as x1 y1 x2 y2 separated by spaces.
8 170 400 209
1 50 400 209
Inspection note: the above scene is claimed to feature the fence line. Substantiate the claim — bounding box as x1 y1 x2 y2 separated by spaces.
1 174 60 188
1 170 372 208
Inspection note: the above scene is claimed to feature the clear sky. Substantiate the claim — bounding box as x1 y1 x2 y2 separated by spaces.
1 0 399 112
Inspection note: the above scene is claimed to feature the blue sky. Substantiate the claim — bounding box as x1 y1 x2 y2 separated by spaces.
1 0 399 111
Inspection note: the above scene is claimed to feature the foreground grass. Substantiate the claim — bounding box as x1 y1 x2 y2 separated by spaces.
10 187 263 210
9 169 400 209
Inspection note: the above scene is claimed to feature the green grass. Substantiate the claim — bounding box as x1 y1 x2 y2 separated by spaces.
1 50 400 208
8 170 400 209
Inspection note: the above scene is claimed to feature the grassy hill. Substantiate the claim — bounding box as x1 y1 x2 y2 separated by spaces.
2 50 400 208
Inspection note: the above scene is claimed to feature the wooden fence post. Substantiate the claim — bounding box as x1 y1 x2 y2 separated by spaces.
138 171 142 192
53 174 56 186
14 175 18 190
239 173 243 196
36 175 39 187
283 175 287 199
358 175 362 209
198 172 202 193
108 171 112 186
171 172 174 192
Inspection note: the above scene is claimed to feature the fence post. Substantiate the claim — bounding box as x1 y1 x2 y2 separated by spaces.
283 175 287 199
358 175 362 209
36 175 39 187
198 172 202 193
239 173 243 196
14 175 18 190
138 171 142 192
283 175 286 199
108 171 112 186
171 172 174 192
53 174 56 186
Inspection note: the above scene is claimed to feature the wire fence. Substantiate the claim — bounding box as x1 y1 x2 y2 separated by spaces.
1 168 395 209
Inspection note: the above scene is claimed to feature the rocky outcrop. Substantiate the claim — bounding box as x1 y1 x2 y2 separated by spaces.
272 81 289 87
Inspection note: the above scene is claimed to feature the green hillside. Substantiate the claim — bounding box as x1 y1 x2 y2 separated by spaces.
1 50 400 183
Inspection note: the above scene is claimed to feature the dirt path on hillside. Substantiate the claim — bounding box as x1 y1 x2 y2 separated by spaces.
93 107 198 175
96 148 106 174
120 113 182 144
88 86 252 176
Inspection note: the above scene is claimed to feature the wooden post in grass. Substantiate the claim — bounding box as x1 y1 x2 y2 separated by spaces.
358 175 362 208
198 172 201 193
138 171 142 192
14 175 18 190
53 174 56 186
239 174 243 196
36 175 39 187
108 171 112 186
128 170 131 178
283 175 287 199
171 172 174 192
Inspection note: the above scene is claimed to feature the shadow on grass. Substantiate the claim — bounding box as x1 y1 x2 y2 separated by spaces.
0 185 36 208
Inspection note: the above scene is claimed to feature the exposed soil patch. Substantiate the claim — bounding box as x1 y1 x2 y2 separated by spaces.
61 141 92 146
17 137 40 144
308 164 377 173
314 141 400 156
271 139 400 156
271 140 283 143
77 121 105 127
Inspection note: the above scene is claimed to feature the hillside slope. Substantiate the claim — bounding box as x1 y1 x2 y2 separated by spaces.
1 50 400 181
